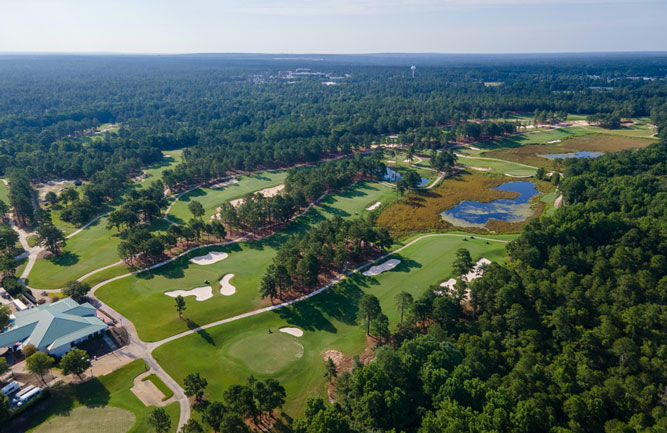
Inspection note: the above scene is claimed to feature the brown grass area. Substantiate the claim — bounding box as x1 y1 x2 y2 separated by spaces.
377 172 516 236
485 134 651 168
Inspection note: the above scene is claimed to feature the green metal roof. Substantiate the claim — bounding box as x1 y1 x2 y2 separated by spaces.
0 298 107 352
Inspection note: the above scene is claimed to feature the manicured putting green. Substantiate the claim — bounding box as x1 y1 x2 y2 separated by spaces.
31 406 135 433
228 332 304 374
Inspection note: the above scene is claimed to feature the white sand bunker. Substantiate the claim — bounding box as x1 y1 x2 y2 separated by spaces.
440 278 457 290
363 259 400 276
280 327 304 337
210 178 239 189
189 251 228 265
462 258 492 282
366 201 381 211
229 184 285 207
220 274 236 296
547 139 562 144
465 165 491 172
165 286 213 301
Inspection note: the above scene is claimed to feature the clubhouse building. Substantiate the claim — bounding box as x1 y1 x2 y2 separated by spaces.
0 298 108 357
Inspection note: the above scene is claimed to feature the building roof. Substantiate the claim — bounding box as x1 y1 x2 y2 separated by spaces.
0 298 106 352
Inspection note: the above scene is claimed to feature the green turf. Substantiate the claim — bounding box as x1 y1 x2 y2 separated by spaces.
81 264 130 287
0 180 8 204
31 406 135 433
98 181 395 341
153 233 515 416
167 170 288 224
27 217 170 290
19 359 179 433
473 126 594 151
227 333 305 374
540 190 559 216
142 374 173 401
136 149 183 190
456 156 536 177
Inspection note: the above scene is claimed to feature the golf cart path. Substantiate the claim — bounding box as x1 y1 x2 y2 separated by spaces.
66 213 108 239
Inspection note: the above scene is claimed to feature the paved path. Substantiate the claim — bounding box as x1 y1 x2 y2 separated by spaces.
66 213 108 239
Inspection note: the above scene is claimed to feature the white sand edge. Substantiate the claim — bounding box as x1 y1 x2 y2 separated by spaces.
462 258 492 282
279 327 304 337
229 184 285 208
165 286 213 301
220 273 236 296
189 251 229 265
366 201 381 211
362 258 401 276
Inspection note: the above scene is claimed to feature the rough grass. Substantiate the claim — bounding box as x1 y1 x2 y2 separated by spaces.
0 180 9 203
142 374 173 401
227 333 305 375
456 156 536 177
483 133 652 169
154 233 515 417
14 359 179 433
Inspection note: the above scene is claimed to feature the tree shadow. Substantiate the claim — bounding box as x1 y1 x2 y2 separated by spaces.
178 187 206 203
76 378 112 407
186 318 215 346
50 251 79 267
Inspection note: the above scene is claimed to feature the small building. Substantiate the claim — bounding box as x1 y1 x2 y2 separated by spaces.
0 298 107 357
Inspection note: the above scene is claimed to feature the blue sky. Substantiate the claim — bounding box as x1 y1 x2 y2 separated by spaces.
1 0 665 53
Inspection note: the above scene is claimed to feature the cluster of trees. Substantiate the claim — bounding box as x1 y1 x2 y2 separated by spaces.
587 112 623 129
175 372 286 433
107 181 167 231
294 141 667 433
429 149 457 174
7 170 34 228
260 216 392 301
218 154 385 234
533 109 568 125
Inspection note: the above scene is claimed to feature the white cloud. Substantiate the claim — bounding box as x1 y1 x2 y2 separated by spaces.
217 0 651 16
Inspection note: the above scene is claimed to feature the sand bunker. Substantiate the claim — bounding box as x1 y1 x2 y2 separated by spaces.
220 274 236 296
462 258 492 282
189 251 228 265
363 259 400 276
440 278 457 290
366 201 381 211
547 139 562 144
164 286 213 301
280 327 304 337
465 165 491 172
210 178 239 189
229 184 285 207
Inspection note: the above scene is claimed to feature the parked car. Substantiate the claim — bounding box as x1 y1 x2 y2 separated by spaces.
11 384 36 403
1 381 20 396
16 387 41 406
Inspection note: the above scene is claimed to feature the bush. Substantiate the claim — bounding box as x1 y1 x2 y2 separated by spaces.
2 276 24 297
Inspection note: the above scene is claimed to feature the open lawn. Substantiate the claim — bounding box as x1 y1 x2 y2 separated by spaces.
456 155 536 177
0 180 9 203
168 170 287 224
484 133 652 168
153 233 515 416
9 359 179 433
136 150 183 190
97 182 395 341
27 217 170 290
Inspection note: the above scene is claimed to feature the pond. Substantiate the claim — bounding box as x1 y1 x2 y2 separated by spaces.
542 151 603 159
384 167 430 187
441 181 538 227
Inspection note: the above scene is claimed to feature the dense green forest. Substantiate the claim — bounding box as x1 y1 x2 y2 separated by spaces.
294 141 667 433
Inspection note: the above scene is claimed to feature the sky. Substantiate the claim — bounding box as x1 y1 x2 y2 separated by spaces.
1 0 666 54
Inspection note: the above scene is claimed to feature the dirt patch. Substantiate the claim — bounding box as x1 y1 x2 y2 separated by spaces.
131 372 166 406
323 336 377 402
229 184 285 208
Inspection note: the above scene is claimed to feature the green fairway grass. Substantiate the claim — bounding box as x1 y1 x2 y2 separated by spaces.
0 180 8 203
97 181 395 341
228 332 305 374
153 233 515 416
136 149 183 190
540 190 559 216
16 359 178 433
28 217 171 290
168 170 287 224
456 155 536 177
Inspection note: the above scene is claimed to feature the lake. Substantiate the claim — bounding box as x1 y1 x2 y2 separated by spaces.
542 151 603 159
384 167 430 187
441 181 538 227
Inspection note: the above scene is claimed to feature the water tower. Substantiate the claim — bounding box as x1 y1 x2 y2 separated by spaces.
410 65 416 78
